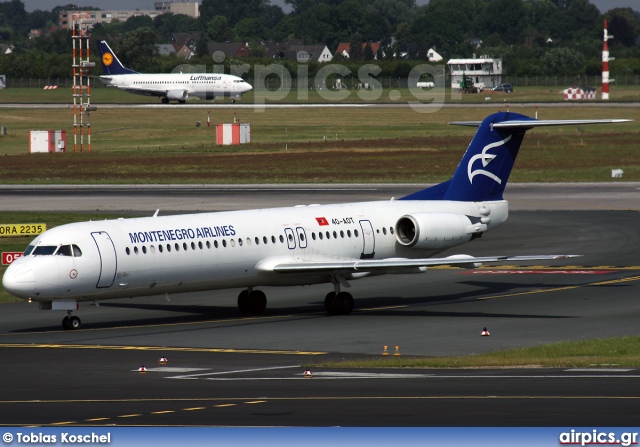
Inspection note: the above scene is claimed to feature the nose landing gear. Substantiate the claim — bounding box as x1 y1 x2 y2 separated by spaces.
62 311 82 330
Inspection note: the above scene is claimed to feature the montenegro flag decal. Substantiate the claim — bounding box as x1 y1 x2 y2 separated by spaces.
315 217 329 226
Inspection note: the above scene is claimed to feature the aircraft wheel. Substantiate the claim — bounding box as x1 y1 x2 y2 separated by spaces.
334 292 354 315
62 316 69 330
178 100 186 104
238 290 250 314
161 97 169 104
230 98 236 103
249 290 267 314
324 292 337 315
68 316 81 330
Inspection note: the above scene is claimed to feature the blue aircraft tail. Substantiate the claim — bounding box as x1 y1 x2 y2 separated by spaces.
96 40 138 75
401 111 536 202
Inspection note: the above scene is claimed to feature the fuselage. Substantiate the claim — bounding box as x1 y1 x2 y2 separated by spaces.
3 199 508 304
99 72 253 100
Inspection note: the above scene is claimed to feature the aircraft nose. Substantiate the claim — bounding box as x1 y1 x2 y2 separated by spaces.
2 263 35 298
245 82 253 92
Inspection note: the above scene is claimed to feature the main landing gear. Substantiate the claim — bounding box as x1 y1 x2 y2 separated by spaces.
324 277 354 315
237 288 267 314
62 311 81 330
237 278 355 316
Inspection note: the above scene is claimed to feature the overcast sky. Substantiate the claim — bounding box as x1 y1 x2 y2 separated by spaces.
18 0 640 14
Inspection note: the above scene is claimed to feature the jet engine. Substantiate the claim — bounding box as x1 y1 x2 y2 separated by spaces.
395 212 486 250
166 90 189 102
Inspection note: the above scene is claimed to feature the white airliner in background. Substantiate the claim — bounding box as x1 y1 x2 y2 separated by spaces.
96 40 253 104
3 112 629 330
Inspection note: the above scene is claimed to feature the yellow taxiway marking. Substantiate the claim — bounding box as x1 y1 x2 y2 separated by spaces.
244 400 267 405
50 421 76 425
150 411 174 415
0 343 326 356
0 314 293 336
84 417 110 422
214 404 237 408
183 407 206 411
117 414 142 418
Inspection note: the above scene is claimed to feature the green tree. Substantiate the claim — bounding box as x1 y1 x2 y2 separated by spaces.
117 27 160 72
540 47 584 76
207 15 235 42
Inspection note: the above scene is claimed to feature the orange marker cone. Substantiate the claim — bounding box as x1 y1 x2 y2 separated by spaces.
393 346 401 356
481 327 490 336
382 345 389 355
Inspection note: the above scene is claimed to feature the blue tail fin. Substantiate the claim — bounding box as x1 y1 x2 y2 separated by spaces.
96 40 138 75
401 111 535 202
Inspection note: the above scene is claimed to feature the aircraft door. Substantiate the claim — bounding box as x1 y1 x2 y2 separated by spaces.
296 227 308 249
284 228 296 249
359 220 375 259
91 231 117 288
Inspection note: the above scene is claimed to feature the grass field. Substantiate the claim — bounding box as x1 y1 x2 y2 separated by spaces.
0 103 638 183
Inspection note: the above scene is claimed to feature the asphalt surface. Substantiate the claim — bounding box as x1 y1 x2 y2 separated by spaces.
0 185 639 426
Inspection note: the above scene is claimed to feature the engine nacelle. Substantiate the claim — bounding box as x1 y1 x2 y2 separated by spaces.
166 90 188 101
395 212 484 250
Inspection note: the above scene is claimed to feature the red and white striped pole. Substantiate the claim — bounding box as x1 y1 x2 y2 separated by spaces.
602 19 614 100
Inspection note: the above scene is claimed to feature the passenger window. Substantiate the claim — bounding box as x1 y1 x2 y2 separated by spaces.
279 235 284 243
72 245 83 257
263 236 267 244
56 245 73 256
354 230 359 237
167 244 171 252
126 247 130 255
222 240 227 247
198 241 203 249
255 237 260 245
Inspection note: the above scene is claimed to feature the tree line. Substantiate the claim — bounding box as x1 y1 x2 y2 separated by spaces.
0 0 639 80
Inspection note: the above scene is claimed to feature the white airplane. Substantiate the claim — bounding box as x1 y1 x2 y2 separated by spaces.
3 112 630 330
96 40 253 104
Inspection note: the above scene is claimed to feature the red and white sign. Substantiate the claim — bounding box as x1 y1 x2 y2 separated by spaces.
2 252 23 265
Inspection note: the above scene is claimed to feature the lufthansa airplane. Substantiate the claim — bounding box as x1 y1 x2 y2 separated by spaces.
96 40 253 104
3 112 629 330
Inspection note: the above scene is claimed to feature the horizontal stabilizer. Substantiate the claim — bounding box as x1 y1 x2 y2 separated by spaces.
450 119 632 129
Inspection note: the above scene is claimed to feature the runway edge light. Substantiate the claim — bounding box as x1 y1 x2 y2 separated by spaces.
158 356 168 364
303 369 312 378
138 365 147 373
481 327 490 336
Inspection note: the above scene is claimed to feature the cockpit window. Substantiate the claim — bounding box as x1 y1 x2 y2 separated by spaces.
32 245 58 256
56 245 73 256
72 245 83 257
24 245 35 256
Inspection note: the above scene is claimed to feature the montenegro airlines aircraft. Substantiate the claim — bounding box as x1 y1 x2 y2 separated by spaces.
96 40 253 104
3 112 629 330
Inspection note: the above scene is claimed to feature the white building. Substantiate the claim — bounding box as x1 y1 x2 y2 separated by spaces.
59 2 199 29
447 56 502 90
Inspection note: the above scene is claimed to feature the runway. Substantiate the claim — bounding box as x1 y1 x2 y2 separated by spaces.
0 184 639 426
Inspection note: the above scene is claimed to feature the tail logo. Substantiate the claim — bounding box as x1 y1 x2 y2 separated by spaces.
467 135 512 185
102 53 113 66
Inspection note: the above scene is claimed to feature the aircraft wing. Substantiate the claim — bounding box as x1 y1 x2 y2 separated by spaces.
258 254 581 275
